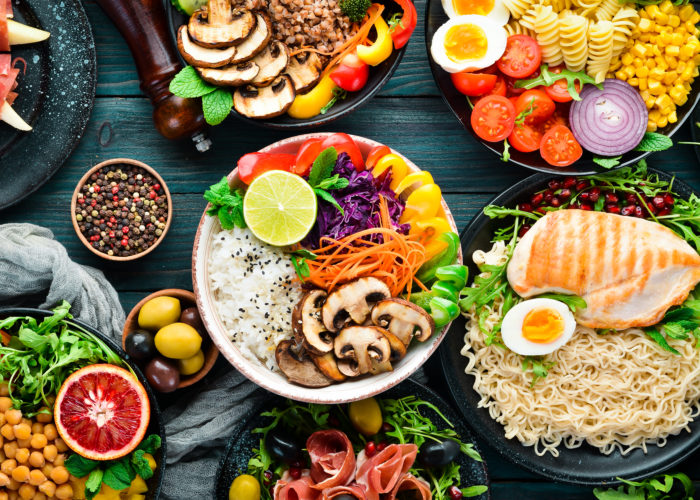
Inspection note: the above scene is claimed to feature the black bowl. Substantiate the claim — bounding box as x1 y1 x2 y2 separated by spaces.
214 378 490 499
424 0 700 175
437 168 700 486
164 0 406 129
0 308 166 499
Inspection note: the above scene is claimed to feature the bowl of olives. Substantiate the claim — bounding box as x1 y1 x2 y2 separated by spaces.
122 289 219 392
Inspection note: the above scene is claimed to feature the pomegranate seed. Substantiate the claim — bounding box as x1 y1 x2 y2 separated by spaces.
548 180 561 190
550 197 561 207
559 188 572 200
544 193 553 203
519 203 533 212
536 207 547 214
580 192 590 201
575 180 590 191
634 206 644 217
621 205 635 216
606 205 621 214
664 193 675 206
289 467 302 480
646 202 657 215
658 207 672 216
377 442 388 452
531 193 544 205
579 203 593 211
448 486 463 500
625 193 638 204
365 441 376 457
605 193 619 203
519 225 531 237
652 196 665 208
381 422 392 433
589 187 600 202
570 202 580 209
563 177 577 189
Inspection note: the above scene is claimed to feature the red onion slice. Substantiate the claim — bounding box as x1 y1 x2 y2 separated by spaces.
569 79 648 156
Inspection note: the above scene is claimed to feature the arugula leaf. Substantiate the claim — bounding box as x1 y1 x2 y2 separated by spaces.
535 293 587 313
202 88 233 126
593 155 622 169
462 485 489 497
289 249 317 281
594 473 695 500
169 66 217 98
320 87 348 114
308 147 338 187
514 97 535 127
515 64 601 100
204 177 246 229
522 356 555 386
484 205 541 221
634 132 673 152
644 328 680 355
501 139 511 162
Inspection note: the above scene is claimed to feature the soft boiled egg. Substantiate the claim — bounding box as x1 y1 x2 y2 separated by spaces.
430 15 507 73
501 298 577 356
441 0 509 25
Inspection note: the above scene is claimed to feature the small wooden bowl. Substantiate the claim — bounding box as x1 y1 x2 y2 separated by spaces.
71 158 173 262
122 289 219 389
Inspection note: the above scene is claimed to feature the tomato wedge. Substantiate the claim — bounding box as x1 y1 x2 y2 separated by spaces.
471 95 515 143
540 124 582 167
515 89 555 125
496 35 541 79
544 65 581 103
509 124 543 152
451 72 497 96
366 145 391 169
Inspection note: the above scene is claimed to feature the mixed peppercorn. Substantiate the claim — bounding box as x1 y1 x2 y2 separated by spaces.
74 164 169 258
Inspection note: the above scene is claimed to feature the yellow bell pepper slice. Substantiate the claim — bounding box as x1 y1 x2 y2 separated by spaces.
409 217 452 260
400 184 442 224
287 75 336 119
356 15 393 66
372 154 408 190
395 171 434 199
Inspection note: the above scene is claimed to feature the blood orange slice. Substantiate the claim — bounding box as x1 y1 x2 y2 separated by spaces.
55 364 150 461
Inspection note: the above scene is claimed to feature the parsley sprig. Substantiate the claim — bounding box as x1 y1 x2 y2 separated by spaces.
203 177 246 230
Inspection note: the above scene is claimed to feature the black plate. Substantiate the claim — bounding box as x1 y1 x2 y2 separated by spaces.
691 104 700 165
424 1 700 175
164 0 405 130
0 308 165 499
0 0 96 210
214 378 490 499
438 168 700 486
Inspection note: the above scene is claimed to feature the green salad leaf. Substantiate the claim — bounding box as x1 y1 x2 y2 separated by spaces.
204 177 246 230
515 64 602 100
593 473 695 500
593 156 623 169
522 357 556 386
535 294 587 313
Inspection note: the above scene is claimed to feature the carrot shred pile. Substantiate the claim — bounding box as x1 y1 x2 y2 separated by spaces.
305 197 428 297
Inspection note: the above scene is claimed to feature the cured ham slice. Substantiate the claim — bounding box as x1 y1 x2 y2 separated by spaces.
0 0 8 51
355 444 418 498
307 430 356 489
387 473 432 500
507 209 700 329
274 476 321 500
321 484 368 499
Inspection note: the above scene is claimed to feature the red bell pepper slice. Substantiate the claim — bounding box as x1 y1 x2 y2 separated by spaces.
329 51 369 92
294 138 324 176
320 133 364 171
365 145 391 169
389 0 417 49
237 153 297 184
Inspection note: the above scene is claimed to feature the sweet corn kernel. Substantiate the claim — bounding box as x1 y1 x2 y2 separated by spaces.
679 45 694 60
646 58 656 69
693 66 699 77
636 66 649 78
610 59 622 72
677 61 687 74
621 53 634 65
685 20 697 33
625 65 637 79
665 56 678 69
649 67 665 80
645 96 656 109
666 45 680 57
639 17 653 31
658 115 669 128
685 65 698 80
679 4 695 22
659 0 673 13
615 69 628 81
639 78 648 90
628 77 640 86
656 12 669 24
652 44 662 56
634 57 644 67
671 32 685 46
668 110 678 123
659 32 672 45
660 106 674 116
640 9 650 19
647 122 658 132
647 5 661 18
656 94 673 109
649 110 661 121
640 89 652 101
689 11 700 24
662 71 678 85
631 43 648 58
668 15 680 27
648 80 665 94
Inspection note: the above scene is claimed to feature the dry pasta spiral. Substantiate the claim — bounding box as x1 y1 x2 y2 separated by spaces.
594 0 622 21
611 6 639 56
532 4 564 65
505 19 537 38
559 13 588 71
503 0 538 19
587 20 614 82
573 0 603 17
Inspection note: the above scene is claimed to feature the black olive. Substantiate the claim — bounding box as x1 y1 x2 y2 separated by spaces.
418 439 460 468
145 357 180 393
266 428 305 465
125 329 156 362
179 307 204 332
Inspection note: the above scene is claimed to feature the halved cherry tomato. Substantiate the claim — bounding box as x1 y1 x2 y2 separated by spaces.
509 96 519 108
471 95 515 143
238 153 297 184
329 51 369 92
451 72 497 96
509 123 543 152
496 35 541 79
534 111 567 135
515 89 555 125
366 145 391 169
471 75 507 105
544 65 581 103
294 138 324 176
321 133 364 170
540 124 582 167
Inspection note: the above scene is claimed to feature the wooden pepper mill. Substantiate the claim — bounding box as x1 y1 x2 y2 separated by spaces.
95 0 212 152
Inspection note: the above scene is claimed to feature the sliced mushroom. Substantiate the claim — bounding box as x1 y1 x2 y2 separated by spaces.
292 289 334 355
188 1 255 48
275 340 332 388
371 298 436 346
334 326 392 377
233 76 296 119
379 328 407 362
251 41 289 86
286 52 323 94
311 352 347 382
322 277 392 332
198 61 259 86
229 13 271 64
177 25 237 68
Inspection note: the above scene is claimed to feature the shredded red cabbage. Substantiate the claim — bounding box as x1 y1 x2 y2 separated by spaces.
302 153 409 249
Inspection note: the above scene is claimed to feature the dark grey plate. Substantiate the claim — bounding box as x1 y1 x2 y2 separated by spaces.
439 168 700 486
691 105 700 165
0 0 96 210
0 308 165 499
214 378 490 499
424 0 700 175
163 0 406 130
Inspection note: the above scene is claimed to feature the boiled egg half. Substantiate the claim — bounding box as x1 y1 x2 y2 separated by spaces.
501 298 577 356
442 0 509 25
431 15 507 73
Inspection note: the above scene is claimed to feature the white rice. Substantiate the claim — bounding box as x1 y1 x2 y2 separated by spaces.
207 225 302 371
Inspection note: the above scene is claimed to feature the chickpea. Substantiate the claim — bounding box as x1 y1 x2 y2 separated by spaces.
19 419 30 427
12 423 30 441
38 480 55 496
42 425 57 442
54 439 68 453
0 451 5 463
42 446 56 463
34 410 51 425
0 384 9 397
29 435 46 450
13 449 28 465
0 413 6 427
6 477 20 490
1 424 14 441
54 483 73 499
7 492 16 500
0 491 7 500
34 493 47 500
0 471 9 486
17 484 34 500
3 442 17 459
0 398 12 413
53 454 65 467
4 410 21 426
28 451 44 469
1 459 17 475
15 440 30 450
41 464 53 478
30 423 43 435
28 469 45 486
11 465 29 483
49 466 68 484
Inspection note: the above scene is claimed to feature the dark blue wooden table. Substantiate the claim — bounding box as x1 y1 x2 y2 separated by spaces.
1 0 699 497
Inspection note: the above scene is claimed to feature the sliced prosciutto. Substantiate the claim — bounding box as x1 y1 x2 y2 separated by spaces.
0 0 8 51
321 484 368 500
274 476 321 500
387 474 432 500
307 430 356 489
0 53 18 103
355 444 418 496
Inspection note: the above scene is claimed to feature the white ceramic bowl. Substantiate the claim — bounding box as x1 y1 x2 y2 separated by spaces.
192 133 463 403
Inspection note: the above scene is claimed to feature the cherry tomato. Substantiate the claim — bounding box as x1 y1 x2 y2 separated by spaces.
329 51 369 92
544 65 580 103
540 124 582 167
534 111 567 135
366 145 391 169
471 76 507 105
496 35 542 79
294 138 323 176
515 89 555 125
321 133 364 170
481 64 498 74
237 153 297 184
471 95 516 143
451 72 497 96
509 123 543 152
508 96 519 108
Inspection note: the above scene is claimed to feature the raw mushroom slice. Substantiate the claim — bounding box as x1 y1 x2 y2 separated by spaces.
322 277 392 332
275 340 333 388
311 352 346 382
177 26 237 68
197 61 259 86
371 298 436 346
229 13 271 64
379 328 408 362
251 41 289 87
292 289 334 355
286 52 323 94
233 76 296 119
334 326 393 377
188 0 256 48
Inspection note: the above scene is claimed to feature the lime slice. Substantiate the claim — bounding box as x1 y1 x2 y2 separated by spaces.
243 170 318 246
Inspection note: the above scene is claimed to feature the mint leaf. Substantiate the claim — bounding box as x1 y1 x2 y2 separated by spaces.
204 178 246 229
593 156 622 169
315 174 349 190
132 450 154 480
308 147 338 187
462 485 488 497
169 66 216 98
65 454 99 478
314 188 344 215
202 88 233 125
102 461 134 490
634 132 673 152
137 434 162 454
84 469 104 500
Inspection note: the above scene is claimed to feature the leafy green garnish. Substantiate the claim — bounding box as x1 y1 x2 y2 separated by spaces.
289 249 318 281
320 87 348 115
169 66 232 125
535 293 587 313
593 473 695 500
202 88 233 126
522 356 556 386
388 12 405 31
515 64 602 100
643 294 700 355
514 97 535 127
501 139 511 162
307 147 349 215
204 177 246 230
593 155 622 169
634 132 673 152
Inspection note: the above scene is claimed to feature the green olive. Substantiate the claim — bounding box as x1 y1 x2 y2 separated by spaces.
178 350 205 375
229 474 260 500
349 397 383 436
154 323 202 359
138 296 181 331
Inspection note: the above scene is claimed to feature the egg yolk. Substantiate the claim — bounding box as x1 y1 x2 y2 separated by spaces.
444 24 488 63
521 308 565 343
452 0 495 16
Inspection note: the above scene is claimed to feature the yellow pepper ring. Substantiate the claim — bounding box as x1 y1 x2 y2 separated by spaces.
400 183 442 224
356 15 394 67
409 216 452 259
395 171 435 198
372 154 408 190
287 75 336 119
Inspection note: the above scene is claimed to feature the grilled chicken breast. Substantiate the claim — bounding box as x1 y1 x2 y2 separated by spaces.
507 209 700 329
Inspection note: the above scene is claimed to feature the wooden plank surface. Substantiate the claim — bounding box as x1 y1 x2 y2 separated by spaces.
1 0 699 497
